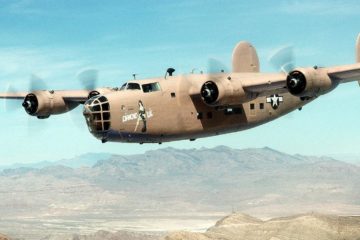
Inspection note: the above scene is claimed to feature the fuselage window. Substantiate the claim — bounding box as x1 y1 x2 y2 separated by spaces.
260 103 264 109
250 103 255 110
224 107 242 115
142 82 161 93
233 108 242 114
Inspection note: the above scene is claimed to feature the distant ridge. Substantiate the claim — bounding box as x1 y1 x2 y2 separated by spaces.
0 146 353 171
0 152 111 170
165 212 360 240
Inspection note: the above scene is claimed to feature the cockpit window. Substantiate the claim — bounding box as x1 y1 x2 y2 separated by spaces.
142 82 161 93
119 82 141 91
120 83 127 90
126 83 141 90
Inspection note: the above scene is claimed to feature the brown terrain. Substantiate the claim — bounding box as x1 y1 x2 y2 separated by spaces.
0 235 9 240
165 213 360 240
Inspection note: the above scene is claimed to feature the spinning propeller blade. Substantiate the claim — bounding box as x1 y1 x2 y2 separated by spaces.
268 46 295 73
77 69 99 90
30 74 47 91
4 84 22 112
207 58 229 74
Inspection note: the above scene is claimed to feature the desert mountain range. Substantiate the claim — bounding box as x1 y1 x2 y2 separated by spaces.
0 146 359 239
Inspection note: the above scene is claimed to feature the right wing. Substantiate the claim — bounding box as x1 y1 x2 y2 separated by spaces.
0 90 93 103
0 92 28 99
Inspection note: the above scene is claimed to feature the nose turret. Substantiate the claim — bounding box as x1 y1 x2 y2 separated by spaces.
83 95 111 140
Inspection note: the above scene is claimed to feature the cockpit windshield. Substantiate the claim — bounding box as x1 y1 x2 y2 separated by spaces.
120 82 141 91
120 83 127 90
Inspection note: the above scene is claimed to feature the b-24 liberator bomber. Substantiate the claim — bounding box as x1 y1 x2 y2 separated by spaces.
1 35 360 144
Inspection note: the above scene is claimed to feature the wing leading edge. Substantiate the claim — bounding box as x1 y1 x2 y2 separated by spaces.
239 63 360 99
0 90 91 103
0 92 28 99
327 63 360 83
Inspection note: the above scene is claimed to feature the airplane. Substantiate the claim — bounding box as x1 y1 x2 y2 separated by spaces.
1 35 360 144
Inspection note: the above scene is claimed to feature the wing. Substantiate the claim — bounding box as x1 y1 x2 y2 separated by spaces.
242 63 360 97
0 92 28 99
326 63 360 83
241 73 288 97
316 33 360 83
55 90 92 103
0 90 91 103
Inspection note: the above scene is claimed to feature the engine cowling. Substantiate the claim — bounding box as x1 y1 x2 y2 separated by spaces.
22 91 78 118
200 78 253 106
286 67 337 97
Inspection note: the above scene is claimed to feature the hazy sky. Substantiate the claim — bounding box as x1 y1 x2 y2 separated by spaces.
0 0 360 164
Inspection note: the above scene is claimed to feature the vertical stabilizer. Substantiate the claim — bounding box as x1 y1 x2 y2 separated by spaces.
232 42 260 73
356 34 360 86
357 34 360 63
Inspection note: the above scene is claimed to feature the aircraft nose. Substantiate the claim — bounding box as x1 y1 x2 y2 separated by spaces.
83 95 111 136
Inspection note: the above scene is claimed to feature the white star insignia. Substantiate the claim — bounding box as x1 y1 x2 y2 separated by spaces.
266 94 283 109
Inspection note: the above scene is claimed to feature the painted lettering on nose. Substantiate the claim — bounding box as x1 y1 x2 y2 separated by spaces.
123 113 138 122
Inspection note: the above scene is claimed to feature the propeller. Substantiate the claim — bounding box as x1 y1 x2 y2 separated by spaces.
26 114 48 136
3 74 49 136
268 45 312 99
268 46 308 95
4 84 22 112
21 75 48 115
68 69 100 130
77 69 99 90
4 74 48 113
29 74 47 91
4 70 96 132
196 58 229 105
268 46 295 73
207 58 229 74
175 57 230 106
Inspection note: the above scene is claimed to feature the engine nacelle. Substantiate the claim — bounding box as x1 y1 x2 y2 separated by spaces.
286 67 337 97
200 78 253 106
22 91 79 118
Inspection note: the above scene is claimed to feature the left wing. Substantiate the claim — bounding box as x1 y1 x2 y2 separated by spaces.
243 34 360 96
327 33 360 83
242 63 360 98
326 63 360 83
242 73 288 97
